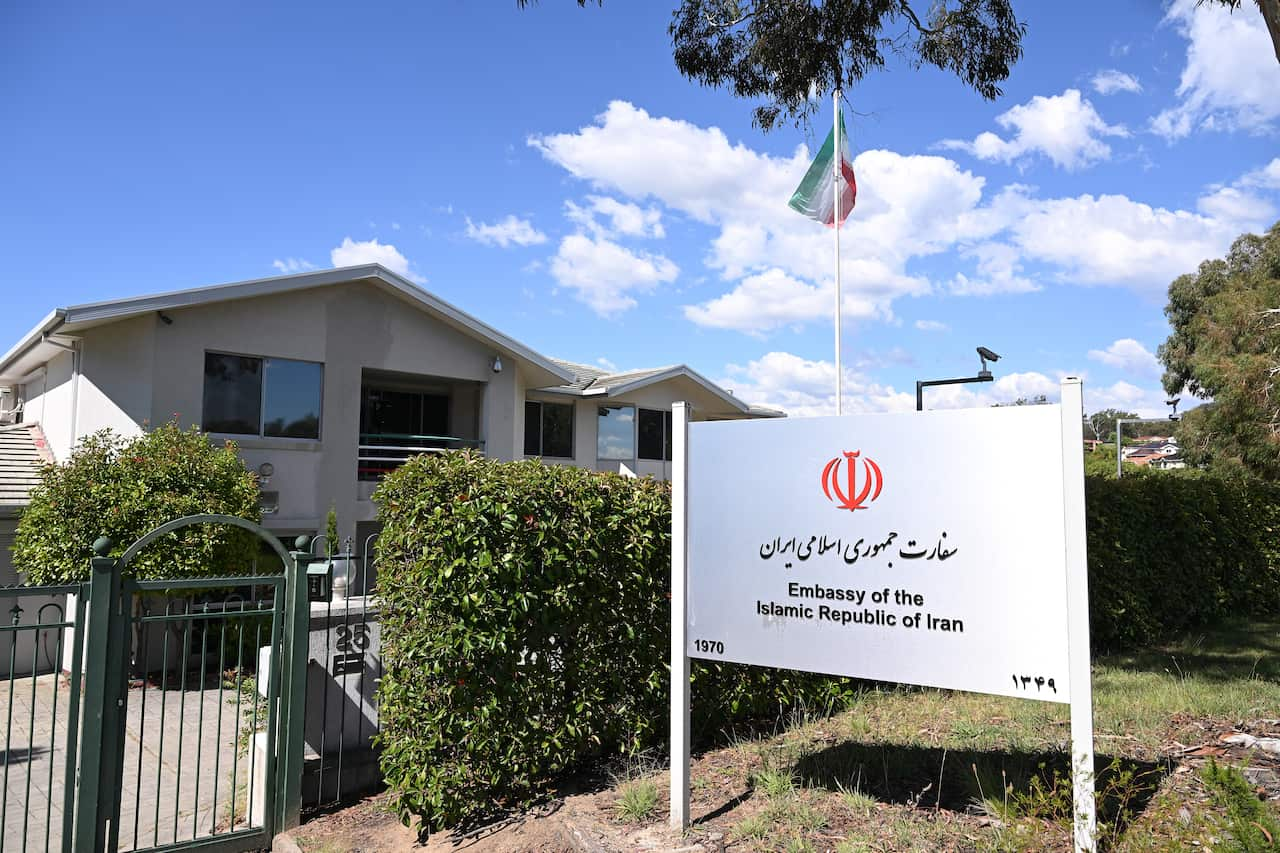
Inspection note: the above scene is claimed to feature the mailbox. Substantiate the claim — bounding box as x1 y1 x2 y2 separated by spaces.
307 559 334 603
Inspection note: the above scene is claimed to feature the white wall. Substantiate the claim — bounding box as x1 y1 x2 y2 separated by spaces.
78 315 153 441
24 350 75 460
130 282 513 543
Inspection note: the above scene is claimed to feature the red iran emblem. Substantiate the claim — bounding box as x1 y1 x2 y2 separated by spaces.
821 450 883 511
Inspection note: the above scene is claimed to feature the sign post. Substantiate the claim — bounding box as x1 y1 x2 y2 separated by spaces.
1060 380 1096 851
669 378 1096 851
670 401 691 830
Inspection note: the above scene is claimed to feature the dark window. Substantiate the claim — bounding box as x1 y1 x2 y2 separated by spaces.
524 401 574 458
202 354 262 435
361 387 450 438
203 353 322 439
638 408 673 461
263 359 323 438
523 402 541 456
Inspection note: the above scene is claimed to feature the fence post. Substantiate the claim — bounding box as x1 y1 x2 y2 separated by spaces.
276 543 313 832
73 537 127 853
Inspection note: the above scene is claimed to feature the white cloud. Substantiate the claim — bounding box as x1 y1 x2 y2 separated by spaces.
1196 186 1277 225
549 234 678 315
330 237 425 284
566 196 665 239
531 102 976 333
1241 158 1280 191
531 101 1273 336
915 319 948 332
683 267 894 335
720 350 1179 419
1091 70 1143 95
938 89 1128 171
719 351 915 418
271 257 315 274
1151 0 1280 139
1001 189 1245 292
1087 339 1161 378
464 215 548 248
947 242 1040 296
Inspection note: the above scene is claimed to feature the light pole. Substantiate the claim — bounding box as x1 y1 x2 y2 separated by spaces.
916 347 1001 411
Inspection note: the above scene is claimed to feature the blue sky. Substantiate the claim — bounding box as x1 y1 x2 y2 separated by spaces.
3 0 1279 418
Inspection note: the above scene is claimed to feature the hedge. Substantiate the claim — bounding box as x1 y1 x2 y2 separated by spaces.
374 454 1280 832
1084 472 1280 651
373 452 854 832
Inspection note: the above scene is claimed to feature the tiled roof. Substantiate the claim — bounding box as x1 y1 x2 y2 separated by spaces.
542 359 784 418
545 360 676 394
0 423 52 514
547 359 610 391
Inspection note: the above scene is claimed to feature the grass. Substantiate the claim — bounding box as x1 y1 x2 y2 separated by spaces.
1201 759 1280 852
606 617 1280 851
613 779 659 822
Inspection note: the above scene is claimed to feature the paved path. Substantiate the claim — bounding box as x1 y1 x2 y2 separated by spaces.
0 671 262 852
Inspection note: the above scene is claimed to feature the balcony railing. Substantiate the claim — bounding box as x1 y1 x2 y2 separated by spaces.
357 433 484 480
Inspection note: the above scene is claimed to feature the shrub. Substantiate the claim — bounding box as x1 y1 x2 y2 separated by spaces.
373 452 854 833
1085 472 1280 651
14 422 262 583
374 453 1280 832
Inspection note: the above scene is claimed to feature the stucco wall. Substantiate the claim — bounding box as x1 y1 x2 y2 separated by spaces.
49 281 522 543
79 315 154 441
23 350 76 461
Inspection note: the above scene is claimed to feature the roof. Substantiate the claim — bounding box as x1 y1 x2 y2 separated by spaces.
0 265 576 387
544 360 784 418
0 423 52 516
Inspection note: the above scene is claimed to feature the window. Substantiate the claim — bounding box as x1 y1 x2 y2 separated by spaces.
202 353 322 439
524 401 573 458
638 408 673 461
361 387 450 438
597 405 635 462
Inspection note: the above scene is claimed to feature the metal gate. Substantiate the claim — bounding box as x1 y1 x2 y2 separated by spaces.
1 514 312 852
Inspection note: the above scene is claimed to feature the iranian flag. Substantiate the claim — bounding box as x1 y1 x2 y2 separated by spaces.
788 111 856 226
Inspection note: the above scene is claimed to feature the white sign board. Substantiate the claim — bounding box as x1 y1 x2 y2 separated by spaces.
669 379 1095 851
686 403 1071 703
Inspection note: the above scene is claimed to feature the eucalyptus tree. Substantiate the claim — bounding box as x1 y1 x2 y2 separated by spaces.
520 0 1026 129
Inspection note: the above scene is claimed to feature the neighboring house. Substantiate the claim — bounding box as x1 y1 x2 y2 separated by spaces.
1122 437 1178 460
0 422 52 583
1123 436 1182 468
0 422 59 676
0 265 781 558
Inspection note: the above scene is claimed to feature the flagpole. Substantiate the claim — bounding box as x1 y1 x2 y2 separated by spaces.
833 87 843 416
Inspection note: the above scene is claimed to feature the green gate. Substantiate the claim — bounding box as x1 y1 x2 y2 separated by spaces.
1 514 315 852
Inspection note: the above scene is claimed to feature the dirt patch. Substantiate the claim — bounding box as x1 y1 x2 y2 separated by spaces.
289 790 668 853
289 716 1280 852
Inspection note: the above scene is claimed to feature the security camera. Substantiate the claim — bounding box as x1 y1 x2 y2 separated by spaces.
976 346 1001 377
